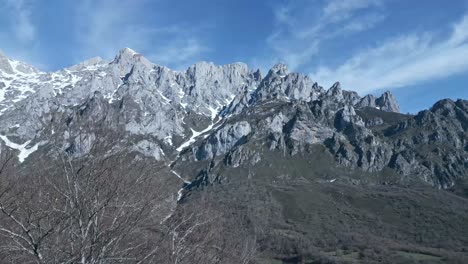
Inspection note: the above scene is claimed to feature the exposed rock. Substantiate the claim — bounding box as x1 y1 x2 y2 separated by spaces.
132 140 165 161
334 105 365 131
0 52 14 74
365 117 384 127
194 121 251 160
376 91 401 112
356 94 377 108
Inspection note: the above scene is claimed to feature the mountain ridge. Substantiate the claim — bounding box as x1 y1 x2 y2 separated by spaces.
0 48 465 190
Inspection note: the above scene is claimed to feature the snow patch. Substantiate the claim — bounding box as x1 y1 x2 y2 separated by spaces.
164 135 173 146
0 87 6 102
157 90 172 104
123 47 138 55
176 120 220 152
225 94 236 104
0 135 42 163
107 83 122 103
170 170 191 184
170 170 192 202
176 128 203 152
177 188 184 201
207 105 219 120
177 88 185 98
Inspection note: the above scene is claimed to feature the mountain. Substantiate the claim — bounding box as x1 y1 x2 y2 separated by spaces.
0 49 467 263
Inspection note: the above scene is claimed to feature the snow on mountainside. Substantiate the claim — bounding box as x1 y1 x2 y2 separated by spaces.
0 48 400 165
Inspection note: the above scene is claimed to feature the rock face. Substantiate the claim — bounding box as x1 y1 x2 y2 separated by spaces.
0 52 14 74
376 91 401 112
193 121 252 160
356 92 400 112
0 48 467 192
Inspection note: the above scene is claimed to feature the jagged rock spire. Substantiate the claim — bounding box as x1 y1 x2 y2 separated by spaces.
376 91 400 113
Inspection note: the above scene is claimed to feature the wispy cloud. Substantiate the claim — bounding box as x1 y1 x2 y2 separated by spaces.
310 15 468 93
74 0 208 69
323 0 382 22
255 0 385 71
0 0 43 68
5 0 36 43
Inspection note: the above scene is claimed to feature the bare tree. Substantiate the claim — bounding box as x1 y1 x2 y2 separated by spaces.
0 132 165 263
154 190 260 264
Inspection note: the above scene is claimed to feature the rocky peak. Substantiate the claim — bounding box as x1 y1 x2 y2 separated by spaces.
183 61 254 115
353 91 400 113
423 99 468 129
116 47 139 59
356 94 377 108
0 52 38 76
250 63 320 103
112 48 153 77
431 98 456 112
325 82 344 101
268 63 289 77
68 57 106 71
0 52 15 75
376 91 400 113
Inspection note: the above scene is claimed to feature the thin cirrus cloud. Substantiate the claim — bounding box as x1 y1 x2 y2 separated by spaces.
5 0 36 44
310 15 468 94
0 0 44 68
74 0 208 70
256 0 385 72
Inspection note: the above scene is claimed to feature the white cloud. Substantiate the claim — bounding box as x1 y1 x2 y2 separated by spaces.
310 15 468 93
5 0 36 43
74 0 208 69
0 0 44 68
323 0 382 22
256 0 385 71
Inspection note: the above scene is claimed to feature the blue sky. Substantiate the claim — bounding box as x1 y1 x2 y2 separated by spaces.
1 0 468 113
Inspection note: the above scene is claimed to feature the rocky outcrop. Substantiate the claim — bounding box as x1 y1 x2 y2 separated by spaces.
376 91 400 112
334 105 365 131
356 94 377 108
251 63 322 103
0 52 14 74
132 140 165 161
355 92 400 113
193 121 252 160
